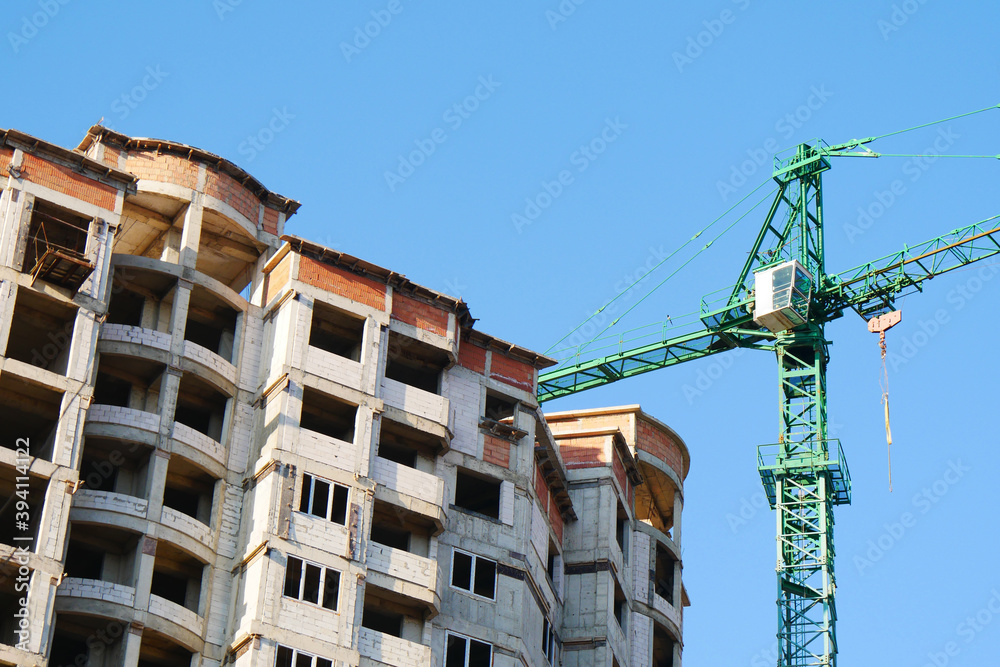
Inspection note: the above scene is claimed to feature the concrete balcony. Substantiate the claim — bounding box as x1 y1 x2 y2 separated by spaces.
86 404 161 437
367 542 436 589
653 590 682 630
358 627 431 667
73 489 148 520
160 506 213 548
287 511 350 555
381 377 448 426
148 593 206 652
298 428 357 473
171 421 226 467
56 577 135 607
371 456 446 531
306 345 363 391
182 339 238 388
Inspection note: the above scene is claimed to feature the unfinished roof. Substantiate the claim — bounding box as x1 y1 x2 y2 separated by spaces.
0 128 137 191
77 125 301 215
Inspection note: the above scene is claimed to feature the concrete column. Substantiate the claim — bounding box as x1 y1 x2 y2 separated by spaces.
673 490 683 548
178 194 203 269
673 640 683 667
168 281 193 352
120 624 143 666
672 560 683 615
132 535 158 612
144 449 171 523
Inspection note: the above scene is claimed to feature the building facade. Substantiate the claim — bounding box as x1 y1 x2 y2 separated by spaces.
0 126 688 667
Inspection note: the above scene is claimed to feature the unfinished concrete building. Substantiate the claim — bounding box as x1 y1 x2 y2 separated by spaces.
0 125 689 667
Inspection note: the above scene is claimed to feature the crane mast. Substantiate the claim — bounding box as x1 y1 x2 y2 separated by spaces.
537 133 1000 666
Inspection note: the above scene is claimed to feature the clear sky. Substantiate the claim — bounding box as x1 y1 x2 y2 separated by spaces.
7 1 999 664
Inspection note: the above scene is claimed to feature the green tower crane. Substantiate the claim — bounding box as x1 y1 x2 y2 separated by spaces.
536 136 1000 666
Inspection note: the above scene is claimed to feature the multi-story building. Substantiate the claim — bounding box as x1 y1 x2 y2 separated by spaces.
0 125 689 667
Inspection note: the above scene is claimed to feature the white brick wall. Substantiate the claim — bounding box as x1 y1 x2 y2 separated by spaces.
217 484 242 560
73 489 148 518
366 542 436 590
358 627 430 666
306 345 363 390
86 404 160 434
530 501 548 562
631 612 653 667
228 400 254 473
148 593 204 633
172 421 226 464
443 369 481 455
275 596 343 646
500 480 515 526
371 456 444 506
183 339 238 383
381 377 449 425
99 323 171 350
239 313 264 392
633 531 651 604
161 506 213 546
298 428 356 473
56 577 134 607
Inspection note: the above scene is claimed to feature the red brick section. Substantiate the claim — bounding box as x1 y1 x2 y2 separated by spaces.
391 293 449 337
0 149 11 174
263 252 291 305
534 465 550 508
125 152 199 191
489 353 534 392
204 169 259 222
558 435 607 469
262 206 280 234
548 497 564 543
483 434 510 468
22 154 117 210
298 256 386 311
637 417 684 477
458 340 486 374
101 146 120 168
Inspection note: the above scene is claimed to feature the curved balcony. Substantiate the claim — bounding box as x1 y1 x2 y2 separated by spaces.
160 506 212 547
147 593 205 653
181 339 237 395
55 578 136 624
85 405 161 445
72 489 148 520
99 323 171 352
171 421 226 470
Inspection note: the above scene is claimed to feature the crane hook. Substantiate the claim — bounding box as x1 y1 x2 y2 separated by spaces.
868 311 902 492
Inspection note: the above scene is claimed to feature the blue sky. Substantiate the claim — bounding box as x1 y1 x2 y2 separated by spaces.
7 1 1000 664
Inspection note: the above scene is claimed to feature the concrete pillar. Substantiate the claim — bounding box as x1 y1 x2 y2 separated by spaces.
178 195 204 270
121 624 143 666
673 490 683 548
144 449 171 523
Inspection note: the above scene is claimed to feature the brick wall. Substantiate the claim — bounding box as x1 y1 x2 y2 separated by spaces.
101 146 120 168
204 168 259 222
125 152 199 191
558 434 607 469
391 293 448 336
612 452 633 508
263 252 291 305
0 148 11 173
298 256 386 311
534 465 550 508
636 417 684 478
458 339 486 373
262 206 280 234
22 153 116 210
488 353 534 392
548 496 564 544
483 434 510 468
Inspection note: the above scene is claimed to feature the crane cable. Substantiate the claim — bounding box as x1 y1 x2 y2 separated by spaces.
866 103 999 142
570 184 779 359
879 330 893 493
544 175 775 355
